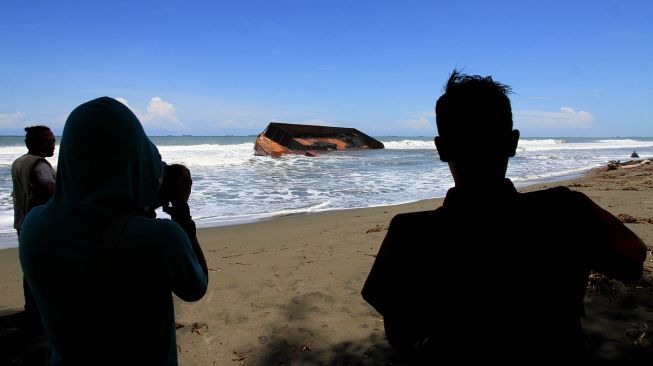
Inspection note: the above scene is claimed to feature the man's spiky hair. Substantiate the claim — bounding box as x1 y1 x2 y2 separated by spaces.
436 69 513 137
443 69 512 96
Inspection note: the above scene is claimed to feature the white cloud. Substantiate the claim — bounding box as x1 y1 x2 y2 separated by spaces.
514 107 594 128
401 117 435 131
0 111 67 134
0 111 26 128
115 97 130 107
217 120 238 128
115 96 186 133
141 97 183 128
398 117 434 131
368 112 436 136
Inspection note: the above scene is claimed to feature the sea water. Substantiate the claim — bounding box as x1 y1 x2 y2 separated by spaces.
1 136 652 249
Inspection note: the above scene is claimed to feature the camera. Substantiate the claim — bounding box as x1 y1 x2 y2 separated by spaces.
153 162 192 210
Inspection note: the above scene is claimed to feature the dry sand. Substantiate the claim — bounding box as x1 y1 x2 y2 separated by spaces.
1 161 652 365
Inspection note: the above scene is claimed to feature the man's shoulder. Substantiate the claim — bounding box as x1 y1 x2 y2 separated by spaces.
13 153 42 163
11 154 29 170
519 185 575 201
12 154 48 171
519 185 597 215
32 158 53 168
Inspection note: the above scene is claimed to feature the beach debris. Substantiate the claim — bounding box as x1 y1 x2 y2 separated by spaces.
607 160 621 170
356 250 377 258
599 174 619 179
298 344 312 352
567 183 592 188
175 322 185 330
617 214 653 224
365 225 388 233
191 322 208 335
232 350 248 365
620 159 651 169
587 272 620 297
631 150 639 158
607 159 651 171
620 159 651 170
361 349 372 360
622 186 641 191
254 122 384 157
631 322 651 350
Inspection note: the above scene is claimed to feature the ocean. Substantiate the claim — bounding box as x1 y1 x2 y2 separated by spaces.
1 135 652 249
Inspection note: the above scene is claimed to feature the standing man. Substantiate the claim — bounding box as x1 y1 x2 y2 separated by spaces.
362 70 647 363
8 125 56 330
19 97 208 365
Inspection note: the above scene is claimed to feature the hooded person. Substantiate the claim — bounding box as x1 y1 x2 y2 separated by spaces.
19 97 208 365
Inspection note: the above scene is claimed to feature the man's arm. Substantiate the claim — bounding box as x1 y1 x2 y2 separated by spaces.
28 161 55 211
162 164 209 302
574 192 647 282
166 202 208 277
163 214 208 302
362 216 427 357
162 164 208 278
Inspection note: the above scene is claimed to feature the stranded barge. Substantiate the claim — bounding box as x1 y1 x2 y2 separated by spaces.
254 122 384 157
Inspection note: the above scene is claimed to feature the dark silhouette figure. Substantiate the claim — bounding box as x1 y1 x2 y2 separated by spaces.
4 126 56 331
18 97 208 365
631 150 639 158
361 70 647 363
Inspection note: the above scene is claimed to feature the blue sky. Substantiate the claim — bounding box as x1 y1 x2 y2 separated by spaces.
1 0 651 137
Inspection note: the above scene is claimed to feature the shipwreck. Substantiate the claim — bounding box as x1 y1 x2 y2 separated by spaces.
254 122 384 157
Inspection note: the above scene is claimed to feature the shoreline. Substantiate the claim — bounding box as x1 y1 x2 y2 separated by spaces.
0 163 604 250
1 160 652 364
0 155 649 250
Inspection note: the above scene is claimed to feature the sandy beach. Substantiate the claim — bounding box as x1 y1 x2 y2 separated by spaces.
1 161 652 365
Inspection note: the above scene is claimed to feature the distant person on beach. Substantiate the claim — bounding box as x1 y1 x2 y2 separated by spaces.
362 70 647 363
4 125 56 331
19 97 208 365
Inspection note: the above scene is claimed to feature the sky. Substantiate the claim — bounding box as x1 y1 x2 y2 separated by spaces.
0 0 651 137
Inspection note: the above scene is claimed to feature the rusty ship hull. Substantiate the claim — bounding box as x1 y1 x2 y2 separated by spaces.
254 122 384 157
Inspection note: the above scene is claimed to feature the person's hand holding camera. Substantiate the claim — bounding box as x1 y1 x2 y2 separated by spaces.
157 163 193 220
163 163 192 205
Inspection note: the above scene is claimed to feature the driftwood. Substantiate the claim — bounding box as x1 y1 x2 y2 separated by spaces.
607 159 651 171
617 213 653 224
607 160 621 170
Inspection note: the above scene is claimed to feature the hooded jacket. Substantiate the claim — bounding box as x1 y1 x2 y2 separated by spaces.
19 97 208 365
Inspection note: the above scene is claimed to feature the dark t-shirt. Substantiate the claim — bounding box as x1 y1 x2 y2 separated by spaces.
362 179 645 362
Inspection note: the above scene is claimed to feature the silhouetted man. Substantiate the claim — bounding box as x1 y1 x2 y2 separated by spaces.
8 125 56 330
362 70 647 363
